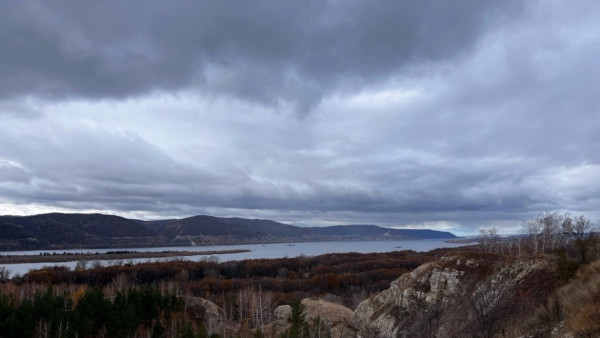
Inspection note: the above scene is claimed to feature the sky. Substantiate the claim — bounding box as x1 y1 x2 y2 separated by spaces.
1 1 599 235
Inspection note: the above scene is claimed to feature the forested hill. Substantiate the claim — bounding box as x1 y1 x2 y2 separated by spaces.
0 213 456 250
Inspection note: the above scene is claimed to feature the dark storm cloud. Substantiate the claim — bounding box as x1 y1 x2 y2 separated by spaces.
0 0 520 112
2 0 600 235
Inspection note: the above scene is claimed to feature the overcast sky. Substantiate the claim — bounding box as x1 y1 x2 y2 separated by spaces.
1 1 599 235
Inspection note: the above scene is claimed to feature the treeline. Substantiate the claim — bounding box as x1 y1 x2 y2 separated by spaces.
478 211 599 279
22 250 436 308
0 250 443 337
0 284 217 338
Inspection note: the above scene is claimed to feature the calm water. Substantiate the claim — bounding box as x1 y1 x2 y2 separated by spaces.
1 239 467 277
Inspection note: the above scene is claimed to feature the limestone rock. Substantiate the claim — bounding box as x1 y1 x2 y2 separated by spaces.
301 297 356 338
353 254 554 337
186 297 222 330
273 304 292 335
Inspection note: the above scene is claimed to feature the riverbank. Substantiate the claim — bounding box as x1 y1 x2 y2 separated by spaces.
0 249 250 264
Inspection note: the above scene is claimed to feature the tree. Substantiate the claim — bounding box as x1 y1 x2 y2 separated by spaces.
0 266 10 279
249 286 273 331
468 279 508 338
75 260 88 271
151 320 166 338
479 227 499 253
280 301 308 338
77 287 110 336
563 215 597 264
525 219 543 255
523 212 563 255
539 211 563 253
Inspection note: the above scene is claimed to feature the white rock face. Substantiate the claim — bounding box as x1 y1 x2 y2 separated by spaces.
354 258 467 337
273 299 356 338
186 297 222 331
273 304 292 335
274 304 292 319
352 255 550 337
301 298 355 338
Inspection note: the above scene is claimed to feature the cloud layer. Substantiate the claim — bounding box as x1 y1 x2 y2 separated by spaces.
1 0 599 234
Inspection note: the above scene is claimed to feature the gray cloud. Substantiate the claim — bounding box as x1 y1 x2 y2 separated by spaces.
0 100 44 119
1 0 520 113
1 1 599 235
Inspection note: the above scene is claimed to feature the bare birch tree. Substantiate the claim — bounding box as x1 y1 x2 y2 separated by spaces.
525 219 543 255
539 211 563 253
479 227 499 253
564 215 597 264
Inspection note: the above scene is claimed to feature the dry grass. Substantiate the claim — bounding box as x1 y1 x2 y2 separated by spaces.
516 259 600 337
558 260 600 337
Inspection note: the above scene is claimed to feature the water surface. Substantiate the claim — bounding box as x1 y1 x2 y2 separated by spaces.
1 239 467 277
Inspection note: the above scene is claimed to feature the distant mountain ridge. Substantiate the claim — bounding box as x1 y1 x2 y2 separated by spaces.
0 213 456 250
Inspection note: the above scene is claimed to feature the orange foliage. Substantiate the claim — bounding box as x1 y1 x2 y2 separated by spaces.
70 285 86 307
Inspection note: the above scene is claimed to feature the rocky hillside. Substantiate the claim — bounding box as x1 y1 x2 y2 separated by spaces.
265 251 600 337
352 251 560 337
255 251 568 337
6 245 600 337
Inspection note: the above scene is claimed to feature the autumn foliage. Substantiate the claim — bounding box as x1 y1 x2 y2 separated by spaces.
22 250 436 308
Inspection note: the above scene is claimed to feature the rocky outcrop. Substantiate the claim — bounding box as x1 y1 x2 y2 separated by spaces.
186 297 222 332
273 298 356 338
182 253 563 337
272 304 292 335
302 297 356 338
353 253 558 337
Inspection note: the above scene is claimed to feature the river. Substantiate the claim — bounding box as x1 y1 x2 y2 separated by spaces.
0 239 470 277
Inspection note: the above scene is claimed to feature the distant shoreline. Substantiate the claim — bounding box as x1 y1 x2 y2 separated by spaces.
0 249 250 264
444 238 479 244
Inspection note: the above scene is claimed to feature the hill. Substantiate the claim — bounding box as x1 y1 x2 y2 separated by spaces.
353 252 559 337
0 213 456 250
0 213 165 250
308 224 455 239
